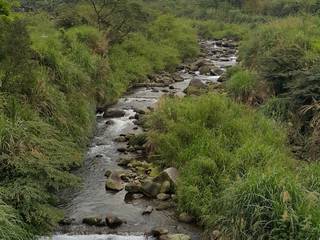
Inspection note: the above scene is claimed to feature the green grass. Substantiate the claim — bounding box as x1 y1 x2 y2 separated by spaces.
226 68 258 101
147 94 320 239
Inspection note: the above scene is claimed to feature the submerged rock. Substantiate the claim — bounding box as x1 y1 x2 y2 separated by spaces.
82 217 103 226
105 214 125 228
59 218 75 226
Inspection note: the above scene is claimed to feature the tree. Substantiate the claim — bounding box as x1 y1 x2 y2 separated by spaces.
87 0 150 42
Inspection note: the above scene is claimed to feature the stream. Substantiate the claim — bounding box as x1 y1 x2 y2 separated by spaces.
45 40 237 240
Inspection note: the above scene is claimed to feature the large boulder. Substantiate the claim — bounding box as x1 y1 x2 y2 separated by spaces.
141 181 161 198
104 109 126 118
105 171 125 191
154 167 179 191
188 79 207 89
199 65 211 75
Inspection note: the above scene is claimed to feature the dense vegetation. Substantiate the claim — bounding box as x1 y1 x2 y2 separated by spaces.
0 0 198 238
144 0 320 239
2 0 320 239
147 94 320 239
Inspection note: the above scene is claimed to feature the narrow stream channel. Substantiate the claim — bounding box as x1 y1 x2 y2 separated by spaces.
45 40 237 240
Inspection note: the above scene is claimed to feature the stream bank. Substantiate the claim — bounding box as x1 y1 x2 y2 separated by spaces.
47 40 237 240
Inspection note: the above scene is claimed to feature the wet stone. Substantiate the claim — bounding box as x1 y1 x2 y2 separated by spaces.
142 206 153 215
82 217 102 226
105 214 125 228
178 212 195 224
151 227 169 237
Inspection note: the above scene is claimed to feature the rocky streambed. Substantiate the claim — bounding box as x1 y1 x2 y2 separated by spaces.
47 40 237 240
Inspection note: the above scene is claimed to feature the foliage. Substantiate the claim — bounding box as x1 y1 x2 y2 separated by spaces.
225 68 258 101
147 94 320 239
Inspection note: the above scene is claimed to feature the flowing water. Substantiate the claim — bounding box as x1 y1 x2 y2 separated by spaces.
45 40 237 240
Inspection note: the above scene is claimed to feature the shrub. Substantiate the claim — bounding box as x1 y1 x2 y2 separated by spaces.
226 69 258 101
147 94 320 238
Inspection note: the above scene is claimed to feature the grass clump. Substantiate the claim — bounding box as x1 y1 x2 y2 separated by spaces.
226 68 258 102
147 94 320 239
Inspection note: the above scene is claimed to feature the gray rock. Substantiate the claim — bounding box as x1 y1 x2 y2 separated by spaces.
82 217 102 226
160 181 171 193
151 227 169 237
155 202 175 211
154 167 179 191
104 170 112 178
178 212 195 223
188 79 207 89
157 193 171 201
105 214 125 228
199 65 211 75
142 181 161 197
142 206 153 215
105 171 124 191
125 182 142 193
104 109 126 118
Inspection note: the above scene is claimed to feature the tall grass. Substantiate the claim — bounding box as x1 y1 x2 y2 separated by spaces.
147 94 320 238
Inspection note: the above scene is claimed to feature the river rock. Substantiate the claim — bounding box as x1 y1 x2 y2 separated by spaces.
118 158 131 167
82 217 102 226
104 109 126 118
160 234 191 240
188 79 207 89
105 171 124 191
59 218 75 226
154 167 179 191
155 201 175 211
142 206 153 215
178 212 195 223
160 181 171 193
210 67 224 76
172 73 184 82
105 214 125 228
105 120 114 126
105 179 124 191
141 181 161 197
199 65 211 75
125 182 142 193
104 170 112 178
157 193 171 201
151 227 169 237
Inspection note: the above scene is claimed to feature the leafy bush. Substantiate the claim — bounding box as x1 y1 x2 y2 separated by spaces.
147 94 320 238
226 68 258 101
